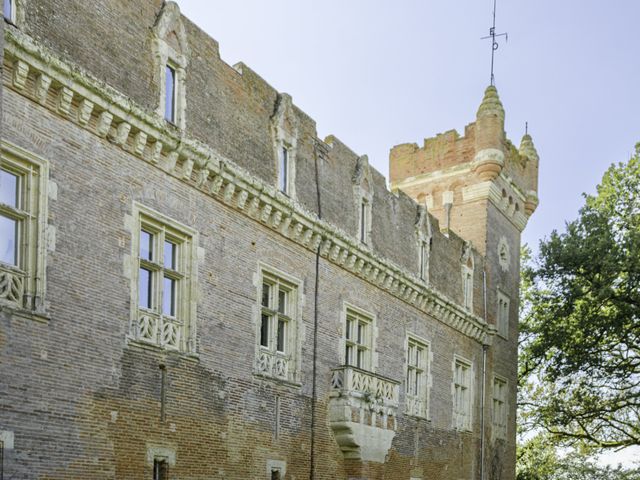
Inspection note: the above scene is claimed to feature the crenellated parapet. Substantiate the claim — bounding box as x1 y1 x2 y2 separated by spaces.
390 85 540 253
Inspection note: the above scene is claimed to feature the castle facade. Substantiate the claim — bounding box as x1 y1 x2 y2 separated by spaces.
0 1 538 479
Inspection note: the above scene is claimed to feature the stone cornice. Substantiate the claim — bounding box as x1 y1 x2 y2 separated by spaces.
390 162 472 191
3 26 492 344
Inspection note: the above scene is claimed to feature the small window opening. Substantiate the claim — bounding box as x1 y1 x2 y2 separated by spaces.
278 146 289 193
419 240 428 281
3 0 12 21
271 468 282 480
153 458 169 480
359 199 368 244
165 65 176 123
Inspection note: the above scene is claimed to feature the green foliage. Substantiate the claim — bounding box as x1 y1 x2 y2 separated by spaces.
517 434 640 480
519 144 640 449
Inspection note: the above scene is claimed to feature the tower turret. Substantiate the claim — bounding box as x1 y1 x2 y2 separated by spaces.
389 86 539 256
473 86 506 181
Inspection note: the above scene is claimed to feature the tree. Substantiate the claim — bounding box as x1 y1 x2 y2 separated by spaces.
519 143 640 449
516 433 640 480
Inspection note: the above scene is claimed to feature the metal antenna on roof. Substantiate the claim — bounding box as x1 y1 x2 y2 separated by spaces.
481 0 508 86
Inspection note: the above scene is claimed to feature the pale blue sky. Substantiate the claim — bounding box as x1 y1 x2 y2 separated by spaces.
176 0 640 251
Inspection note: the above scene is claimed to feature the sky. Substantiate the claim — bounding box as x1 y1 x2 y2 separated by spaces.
175 0 640 466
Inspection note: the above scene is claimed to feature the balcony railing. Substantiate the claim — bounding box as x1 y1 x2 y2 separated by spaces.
256 350 291 381
134 310 183 350
330 365 399 407
329 365 400 463
0 264 25 308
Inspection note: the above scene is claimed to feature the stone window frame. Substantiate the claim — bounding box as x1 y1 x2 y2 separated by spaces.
146 445 175 479
352 155 374 247
452 354 474 432
415 203 432 283
358 194 372 245
271 93 299 199
3 0 24 25
340 302 377 372
253 263 304 385
492 374 508 440
266 459 286 479
404 333 432 419
461 244 474 311
0 140 49 319
276 143 293 196
152 2 189 130
496 289 510 339
128 202 198 354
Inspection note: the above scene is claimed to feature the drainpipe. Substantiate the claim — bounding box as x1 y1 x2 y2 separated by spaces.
480 270 489 480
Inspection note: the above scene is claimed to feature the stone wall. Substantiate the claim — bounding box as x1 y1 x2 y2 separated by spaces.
0 1 537 478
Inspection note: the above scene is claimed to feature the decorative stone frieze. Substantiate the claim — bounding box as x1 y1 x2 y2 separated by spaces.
57 87 73 116
77 99 94 125
0 268 24 308
12 59 29 90
3 26 494 344
34 73 52 104
329 365 400 462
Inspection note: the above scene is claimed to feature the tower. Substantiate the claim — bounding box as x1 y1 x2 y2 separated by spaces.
390 83 539 480
389 85 538 258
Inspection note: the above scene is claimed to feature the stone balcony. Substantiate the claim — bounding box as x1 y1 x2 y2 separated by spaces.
328 365 400 463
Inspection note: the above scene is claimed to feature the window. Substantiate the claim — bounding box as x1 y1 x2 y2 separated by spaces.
405 336 430 418
419 240 428 281
359 198 370 245
267 460 286 479
462 261 473 310
256 267 300 382
492 376 508 439
344 308 372 370
0 142 49 314
130 204 197 353
497 291 510 338
153 458 169 480
453 357 473 431
3 0 12 21
277 146 289 194
152 2 188 129
164 64 176 123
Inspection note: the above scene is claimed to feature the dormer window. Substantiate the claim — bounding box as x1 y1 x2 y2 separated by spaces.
271 94 298 198
164 65 177 123
359 198 370 244
352 154 373 247
461 244 474 311
152 2 189 129
278 146 289 194
462 263 473 310
419 240 428 281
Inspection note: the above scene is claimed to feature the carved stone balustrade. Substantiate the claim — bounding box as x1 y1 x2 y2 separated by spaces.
0 265 25 309
328 365 400 463
134 310 183 351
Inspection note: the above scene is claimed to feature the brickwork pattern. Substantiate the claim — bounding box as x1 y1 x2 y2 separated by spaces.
0 2 538 479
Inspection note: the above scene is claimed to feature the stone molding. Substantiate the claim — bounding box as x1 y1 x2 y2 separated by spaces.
329 365 400 462
3 26 493 344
